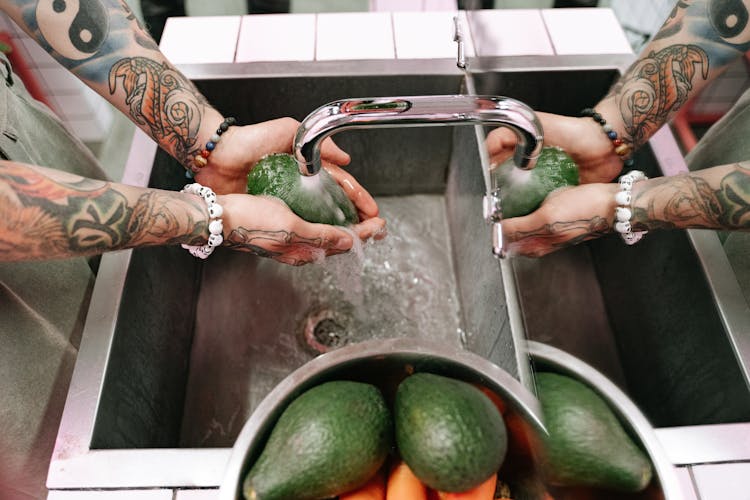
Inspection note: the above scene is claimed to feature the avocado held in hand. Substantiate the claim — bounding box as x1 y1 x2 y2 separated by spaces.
243 380 392 500
247 153 359 226
494 146 579 218
535 372 653 493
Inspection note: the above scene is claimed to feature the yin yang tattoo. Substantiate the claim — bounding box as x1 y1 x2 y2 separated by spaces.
708 0 750 44
36 0 109 60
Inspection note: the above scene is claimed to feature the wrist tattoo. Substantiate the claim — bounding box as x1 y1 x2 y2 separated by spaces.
108 56 208 165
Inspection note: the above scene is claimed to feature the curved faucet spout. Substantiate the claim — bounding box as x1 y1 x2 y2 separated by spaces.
293 95 544 176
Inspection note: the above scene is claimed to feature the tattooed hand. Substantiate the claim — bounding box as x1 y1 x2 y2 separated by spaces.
501 183 618 258
502 162 750 258
218 194 386 266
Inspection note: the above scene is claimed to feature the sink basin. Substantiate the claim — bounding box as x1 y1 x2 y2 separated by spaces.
89 68 627 452
49 57 750 491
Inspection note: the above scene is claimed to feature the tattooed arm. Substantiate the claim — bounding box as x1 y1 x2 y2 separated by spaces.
487 0 750 183
0 160 385 264
502 162 750 257
0 0 371 210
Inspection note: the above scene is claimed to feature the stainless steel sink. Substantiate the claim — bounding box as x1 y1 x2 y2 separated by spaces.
49 56 750 491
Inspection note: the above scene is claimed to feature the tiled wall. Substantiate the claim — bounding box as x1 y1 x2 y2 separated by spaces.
162 8 632 64
0 13 113 144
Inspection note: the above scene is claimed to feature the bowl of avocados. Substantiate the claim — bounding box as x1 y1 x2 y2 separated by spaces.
218 337 546 500
527 340 685 500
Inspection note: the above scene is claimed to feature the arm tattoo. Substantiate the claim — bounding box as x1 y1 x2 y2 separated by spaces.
652 0 691 41
224 227 328 266
504 217 611 257
632 165 750 231
12 0 209 165
108 56 208 165
0 163 207 260
610 44 709 148
605 0 750 148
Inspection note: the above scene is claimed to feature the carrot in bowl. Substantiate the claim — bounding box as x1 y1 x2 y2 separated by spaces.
340 468 387 500
436 473 497 500
386 460 429 500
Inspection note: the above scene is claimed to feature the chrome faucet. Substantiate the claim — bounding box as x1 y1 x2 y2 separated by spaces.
292 95 544 257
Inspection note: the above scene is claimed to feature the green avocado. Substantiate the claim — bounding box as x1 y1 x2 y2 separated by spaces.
394 372 507 493
247 153 359 226
535 372 653 493
243 380 392 500
494 146 579 218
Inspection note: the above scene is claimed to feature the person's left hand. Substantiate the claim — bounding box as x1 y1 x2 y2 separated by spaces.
197 116 380 222
501 183 619 257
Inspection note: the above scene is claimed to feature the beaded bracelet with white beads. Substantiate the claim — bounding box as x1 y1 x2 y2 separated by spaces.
614 170 648 245
180 183 224 259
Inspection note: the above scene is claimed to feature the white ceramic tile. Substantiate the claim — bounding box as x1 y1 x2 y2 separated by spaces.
38 67 85 93
424 0 458 10
65 115 113 142
316 12 395 60
371 0 423 11
393 11 474 59
542 8 632 55
236 14 315 62
52 92 97 120
160 16 241 65
175 489 220 500
674 467 700 500
468 9 553 57
48 490 172 500
692 463 750 500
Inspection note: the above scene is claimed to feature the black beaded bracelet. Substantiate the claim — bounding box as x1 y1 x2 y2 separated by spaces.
187 116 238 177
580 108 635 168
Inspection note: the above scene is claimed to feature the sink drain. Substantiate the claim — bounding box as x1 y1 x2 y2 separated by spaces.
302 308 351 354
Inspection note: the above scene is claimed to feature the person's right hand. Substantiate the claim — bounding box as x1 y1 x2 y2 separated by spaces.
218 193 386 266
486 111 625 184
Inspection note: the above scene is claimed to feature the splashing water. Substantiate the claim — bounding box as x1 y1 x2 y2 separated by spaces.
298 195 462 347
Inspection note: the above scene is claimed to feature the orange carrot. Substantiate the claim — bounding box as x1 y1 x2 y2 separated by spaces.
436 474 497 500
386 461 429 500
340 468 387 500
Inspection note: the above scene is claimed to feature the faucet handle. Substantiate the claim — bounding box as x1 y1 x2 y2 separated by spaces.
483 189 506 259
491 222 506 259
483 188 502 223
453 16 467 70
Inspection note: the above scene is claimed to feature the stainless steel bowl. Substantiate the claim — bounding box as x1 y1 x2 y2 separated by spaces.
218 337 544 500
527 340 686 500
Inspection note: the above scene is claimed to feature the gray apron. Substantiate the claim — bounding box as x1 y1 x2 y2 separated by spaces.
686 86 750 305
0 52 108 500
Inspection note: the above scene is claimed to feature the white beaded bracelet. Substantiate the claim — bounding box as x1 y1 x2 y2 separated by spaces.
180 182 224 259
614 170 648 245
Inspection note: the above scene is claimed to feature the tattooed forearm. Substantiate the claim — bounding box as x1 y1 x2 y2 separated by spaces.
2 1 213 166
631 164 750 231
108 56 208 164
602 0 750 147
0 162 207 261
609 44 709 148
504 217 611 258
225 227 329 266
